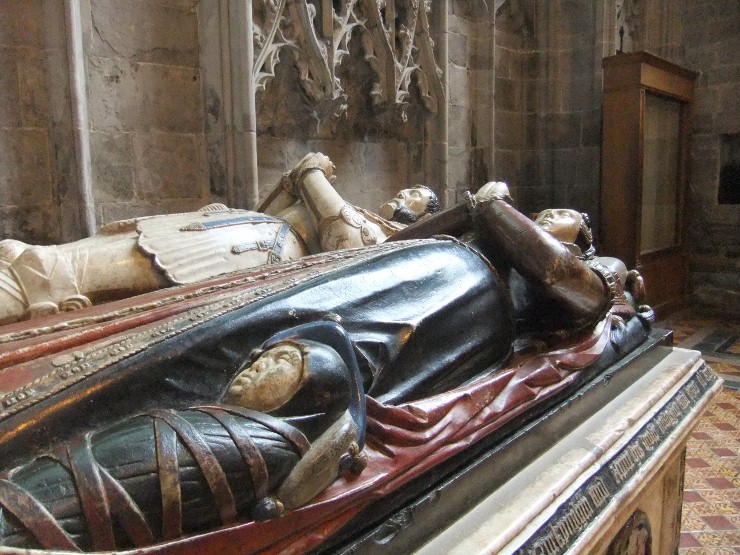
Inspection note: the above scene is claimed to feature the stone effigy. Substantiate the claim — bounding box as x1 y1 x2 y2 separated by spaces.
0 155 653 554
0 154 431 326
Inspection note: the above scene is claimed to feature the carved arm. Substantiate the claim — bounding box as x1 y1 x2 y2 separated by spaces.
286 153 393 252
472 196 611 321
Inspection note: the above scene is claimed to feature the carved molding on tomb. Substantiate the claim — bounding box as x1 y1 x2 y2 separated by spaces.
251 0 444 121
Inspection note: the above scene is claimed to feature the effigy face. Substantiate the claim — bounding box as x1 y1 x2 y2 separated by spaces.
534 208 584 244
377 186 438 223
223 343 306 411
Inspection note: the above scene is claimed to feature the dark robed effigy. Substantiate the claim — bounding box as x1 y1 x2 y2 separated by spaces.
0 193 652 553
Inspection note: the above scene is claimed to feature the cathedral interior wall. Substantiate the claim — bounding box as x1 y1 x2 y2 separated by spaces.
0 0 737 313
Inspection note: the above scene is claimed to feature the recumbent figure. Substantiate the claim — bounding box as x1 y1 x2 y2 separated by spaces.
0 155 650 552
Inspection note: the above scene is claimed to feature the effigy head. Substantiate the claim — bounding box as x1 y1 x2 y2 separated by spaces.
379 186 440 224
535 209 593 252
223 339 353 418
224 343 305 412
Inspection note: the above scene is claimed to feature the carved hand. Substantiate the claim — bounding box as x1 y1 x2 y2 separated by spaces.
286 152 337 198
474 181 513 204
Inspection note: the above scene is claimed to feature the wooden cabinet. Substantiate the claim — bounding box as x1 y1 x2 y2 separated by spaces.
600 52 696 317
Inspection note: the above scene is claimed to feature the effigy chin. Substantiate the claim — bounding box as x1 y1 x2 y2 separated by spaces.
0 237 720 554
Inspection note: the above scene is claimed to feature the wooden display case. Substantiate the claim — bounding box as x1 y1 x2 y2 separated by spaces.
600 52 696 317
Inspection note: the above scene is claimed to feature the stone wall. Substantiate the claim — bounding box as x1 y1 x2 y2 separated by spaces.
197 1 452 215
445 1 494 205
251 44 422 214
0 0 737 314
491 0 607 224
86 0 208 223
0 0 209 243
680 0 740 315
0 1 62 243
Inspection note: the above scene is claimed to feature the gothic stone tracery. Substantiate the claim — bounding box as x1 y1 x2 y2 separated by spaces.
252 0 444 121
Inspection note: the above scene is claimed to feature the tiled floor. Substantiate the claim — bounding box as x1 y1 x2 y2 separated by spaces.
657 308 740 553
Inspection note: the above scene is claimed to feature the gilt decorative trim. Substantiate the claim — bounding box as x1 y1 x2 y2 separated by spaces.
516 364 719 555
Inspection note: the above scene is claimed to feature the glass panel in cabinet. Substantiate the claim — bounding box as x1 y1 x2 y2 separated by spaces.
641 92 682 253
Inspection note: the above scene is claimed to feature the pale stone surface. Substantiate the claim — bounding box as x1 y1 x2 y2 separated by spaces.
87 56 202 134
90 0 198 66
43 0 86 243
0 129 52 206
0 0 44 49
90 131 135 202
17 49 49 128
448 32 468 68
472 106 493 150
0 204 57 244
449 104 472 149
681 0 740 314
0 48 21 128
0 0 63 242
98 198 211 224
448 64 471 108
133 132 205 200
204 135 228 200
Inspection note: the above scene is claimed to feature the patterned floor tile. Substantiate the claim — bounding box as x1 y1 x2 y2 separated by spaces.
665 309 740 553
692 501 739 517
685 476 711 489
702 489 740 502
684 491 705 502
688 457 713 468
680 532 703 547
703 515 737 530
682 511 712 532
692 531 740 547
705 477 736 491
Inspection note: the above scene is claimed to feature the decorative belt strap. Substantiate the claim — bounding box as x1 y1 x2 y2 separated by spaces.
149 409 238 525
67 435 117 550
271 223 291 261
588 261 627 306
180 215 283 231
211 405 311 456
154 417 183 540
194 407 270 500
231 223 292 263
0 406 309 551
0 479 80 551
44 447 153 549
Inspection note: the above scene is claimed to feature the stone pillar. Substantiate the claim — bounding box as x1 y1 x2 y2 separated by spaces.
445 1 495 205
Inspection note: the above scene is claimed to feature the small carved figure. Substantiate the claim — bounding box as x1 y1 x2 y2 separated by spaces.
0 322 368 551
